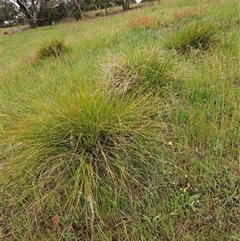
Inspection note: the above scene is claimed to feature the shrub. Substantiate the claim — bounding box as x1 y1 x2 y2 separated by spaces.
1 84 163 239
164 20 217 53
36 38 69 59
102 45 190 96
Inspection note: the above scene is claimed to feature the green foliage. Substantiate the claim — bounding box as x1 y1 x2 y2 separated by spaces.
38 2 68 26
102 45 191 96
0 0 18 27
36 39 70 59
1 0 239 240
1 84 162 239
72 8 82 20
164 20 217 53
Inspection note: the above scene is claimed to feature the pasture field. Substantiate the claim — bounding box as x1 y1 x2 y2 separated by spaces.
1 0 239 240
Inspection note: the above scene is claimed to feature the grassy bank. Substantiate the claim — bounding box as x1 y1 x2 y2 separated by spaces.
1 0 239 240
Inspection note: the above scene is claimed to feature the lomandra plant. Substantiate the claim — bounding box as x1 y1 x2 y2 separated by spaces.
36 38 70 59
164 20 217 53
102 45 190 96
1 84 162 240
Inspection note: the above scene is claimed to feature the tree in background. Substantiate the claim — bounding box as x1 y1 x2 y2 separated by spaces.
15 0 68 27
121 0 130 11
8 0 135 28
15 0 42 27
96 0 110 15
0 0 18 27
38 0 68 26
67 0 84 20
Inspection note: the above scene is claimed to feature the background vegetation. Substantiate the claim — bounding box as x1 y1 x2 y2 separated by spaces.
1 0 239 240
0 0 140 28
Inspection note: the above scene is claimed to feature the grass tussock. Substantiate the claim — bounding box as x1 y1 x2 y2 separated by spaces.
1 85 163 239
1 0 239 240
36 38 70 59
102 45 191 96
164 20 217 53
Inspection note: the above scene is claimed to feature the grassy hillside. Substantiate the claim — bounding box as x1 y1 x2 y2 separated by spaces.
1 0 239 240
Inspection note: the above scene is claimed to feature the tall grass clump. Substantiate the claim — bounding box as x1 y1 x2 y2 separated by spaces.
1 84 163 240
36 38 70 59
164 20 217 53
102 45 190 96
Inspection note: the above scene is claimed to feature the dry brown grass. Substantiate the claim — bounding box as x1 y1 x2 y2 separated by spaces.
172 8 201 20
126 16 160 29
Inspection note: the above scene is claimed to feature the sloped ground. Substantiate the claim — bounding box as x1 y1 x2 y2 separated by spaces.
1 0 239 240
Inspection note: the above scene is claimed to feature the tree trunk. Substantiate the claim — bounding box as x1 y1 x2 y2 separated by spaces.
16 0 31 20
31 10 38 28
121 0 130 11
104 0 108 15
73 0 83 20
74 7 82 20
16 0 42 28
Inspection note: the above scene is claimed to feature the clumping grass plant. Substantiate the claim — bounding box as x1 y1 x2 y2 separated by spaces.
164 20 217 53
36 38 70 59
1 83 163 239
102 45 191 96
1 0 239 240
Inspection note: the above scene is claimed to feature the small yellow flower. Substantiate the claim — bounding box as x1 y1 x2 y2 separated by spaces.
168 141 173 146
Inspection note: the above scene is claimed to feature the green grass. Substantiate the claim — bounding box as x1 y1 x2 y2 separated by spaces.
163 20 217 53
102 44 192 96
1 0 240 240
2 85 162 240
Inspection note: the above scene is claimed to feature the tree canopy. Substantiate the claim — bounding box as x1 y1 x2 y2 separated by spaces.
1 0 140 28
0 0 19 27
